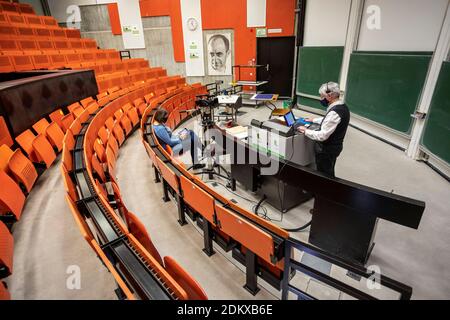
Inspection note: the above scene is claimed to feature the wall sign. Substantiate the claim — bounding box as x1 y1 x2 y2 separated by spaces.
256 28 267 37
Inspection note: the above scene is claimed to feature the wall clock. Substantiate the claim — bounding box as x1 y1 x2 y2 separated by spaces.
187 17 199 31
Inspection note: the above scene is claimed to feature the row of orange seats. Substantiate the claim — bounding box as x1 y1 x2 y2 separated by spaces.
0 38 98 54
0 24 81 40
62 78 208 299
0 75 166 300
96 65 165 92
0 12 57 28
0 51 121 73
0 1 35 15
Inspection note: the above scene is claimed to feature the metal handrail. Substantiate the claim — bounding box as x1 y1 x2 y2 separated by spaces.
281 237 412 300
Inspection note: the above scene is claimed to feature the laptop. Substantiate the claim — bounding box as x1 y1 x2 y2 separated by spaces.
284 111 299 128
283 111 318 135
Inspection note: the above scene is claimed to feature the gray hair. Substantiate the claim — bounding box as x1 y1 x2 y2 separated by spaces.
319 82 341 98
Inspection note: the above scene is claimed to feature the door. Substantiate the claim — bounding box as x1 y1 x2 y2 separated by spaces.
257 37 295 98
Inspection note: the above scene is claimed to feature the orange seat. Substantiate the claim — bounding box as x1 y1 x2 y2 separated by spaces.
33 26 51 39
119 114 133 136
155 156 180 193
18 39 40 53
165 145 173 156
0 2 19 13
86 102 99 115
36 39 54 51
69 39 83 51
15 129 39 162
106 145 116 177
68 103 84 118
163 256 208 300
112 124 125 146
31 54 52 70
65 28 81 39
18 3 35 15
67 102 82 113
48 52 66 69
46 122 65 152
105 117 115 132
179 176 216 226
97 126 109 145
0 221 14 278
62 129 75 172
24 14 42 26
0 280 10 300
78 109 90 124
6 12 27 27
133 98 147 116
61 113 75 133
10 54 34 72
32 134 56 168
65 195 96 252
215 204 275 265
81 38 97 50
93 139 106 163
0 55 15 73
0 145 13 173
91 153 107 183
61 166 78 202
69 117 82 136
107 136 119 159
80 97 95 109
40 16 58 27
7 148 38 194
32 118 50 135
0 116 13 147
50 28 66 39
49 109 65 132
124 211 164 266
126 107 140 127
0 170 25 221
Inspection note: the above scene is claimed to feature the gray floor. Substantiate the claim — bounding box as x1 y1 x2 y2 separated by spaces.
7 106 450 300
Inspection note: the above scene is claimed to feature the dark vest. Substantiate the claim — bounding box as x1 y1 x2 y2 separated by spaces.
318 103 350 155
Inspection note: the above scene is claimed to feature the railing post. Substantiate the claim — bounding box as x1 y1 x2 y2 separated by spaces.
281 240 292 300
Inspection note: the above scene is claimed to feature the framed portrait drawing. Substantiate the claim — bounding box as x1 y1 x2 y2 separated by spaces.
206 32 232 75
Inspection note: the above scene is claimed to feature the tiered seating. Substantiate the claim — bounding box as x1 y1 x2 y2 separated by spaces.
0 57 180 299
140 83 291 295
0 0 156 93
1 0 203 301
60 74 208 300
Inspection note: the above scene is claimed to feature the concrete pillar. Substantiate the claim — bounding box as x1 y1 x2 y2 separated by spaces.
339 0 364 93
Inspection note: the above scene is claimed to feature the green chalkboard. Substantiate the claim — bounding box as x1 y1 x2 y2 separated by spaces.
345 52 432 134
421 61 450 164
296 46 344 110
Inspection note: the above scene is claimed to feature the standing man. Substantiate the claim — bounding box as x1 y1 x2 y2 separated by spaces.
298 82 350 177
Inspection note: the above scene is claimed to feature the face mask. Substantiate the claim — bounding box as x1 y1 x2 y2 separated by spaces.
320 98 329 107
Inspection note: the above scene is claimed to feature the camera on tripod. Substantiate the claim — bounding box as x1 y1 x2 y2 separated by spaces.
195 94 218 128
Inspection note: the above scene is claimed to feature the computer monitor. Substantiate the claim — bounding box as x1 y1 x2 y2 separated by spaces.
284 111 296 127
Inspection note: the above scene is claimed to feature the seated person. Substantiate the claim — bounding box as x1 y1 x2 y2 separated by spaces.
153 109 205 169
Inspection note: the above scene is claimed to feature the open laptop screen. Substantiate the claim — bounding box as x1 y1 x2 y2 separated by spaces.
284 111 296 127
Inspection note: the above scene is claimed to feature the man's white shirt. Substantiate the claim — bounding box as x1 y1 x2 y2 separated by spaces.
304 100 344 142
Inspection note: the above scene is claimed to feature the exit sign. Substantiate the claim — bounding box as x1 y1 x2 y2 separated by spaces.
256 28 267 37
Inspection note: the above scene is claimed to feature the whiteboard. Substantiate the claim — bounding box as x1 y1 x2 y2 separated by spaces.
358 0 449 52
303 0 351 47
